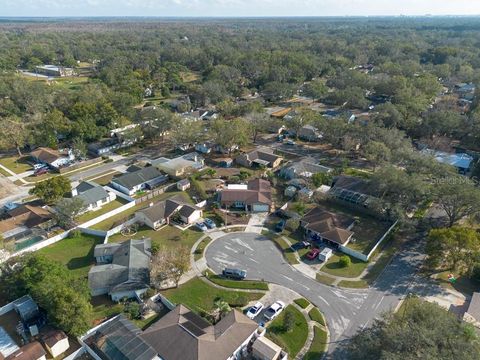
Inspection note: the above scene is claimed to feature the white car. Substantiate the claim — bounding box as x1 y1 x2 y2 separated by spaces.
246 302 264 320
264 301 285 321
33 163 47 170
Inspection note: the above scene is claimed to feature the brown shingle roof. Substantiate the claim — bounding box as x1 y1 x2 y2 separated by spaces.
220 179 272 206
5 341 46 360
141 305 258 360
30 147 62 164
41 330 67 348
0 205 52 234
301 207 354 245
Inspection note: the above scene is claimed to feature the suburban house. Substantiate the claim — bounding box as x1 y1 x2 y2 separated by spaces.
176 179 191 191
88 138 131 156
212 157 234 168
0 204 53 242
88 239 151 301
34 64 75 77
141 305 259 360
279 158 332 180
300 207 355 249
421 148 474 174
195 142 213 154
329 176 373 208
30 147 74 169
4 341 47 360
463 292 480 328
152 152 204 178
235 148 282 169
110 166 168 195
70 181 116 213
41 330 69 358
297 125 322 141
135 195 202 230
219 179 272 212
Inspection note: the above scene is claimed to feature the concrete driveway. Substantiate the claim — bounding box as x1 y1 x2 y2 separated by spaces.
205 232 428 357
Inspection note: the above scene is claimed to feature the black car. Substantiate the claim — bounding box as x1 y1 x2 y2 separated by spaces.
222 268 247 280
275 219 286 232
290 241 311 252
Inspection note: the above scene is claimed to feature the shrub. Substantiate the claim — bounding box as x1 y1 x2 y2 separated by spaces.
284 310 295 332
286 218 300 232
339 255 351 268
151 242 160 255
124 302 142 320
471 263 480 283
68 229 82 238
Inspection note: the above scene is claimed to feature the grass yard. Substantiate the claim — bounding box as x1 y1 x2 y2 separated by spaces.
86 170 121 185
109 225 203 252
304 325 328 360
204 270 269 290
0 155 32 174
92 191 189 230
294 298 310 309
194 237 212 261
91 295 123 325
0 167 11 177
267 305 309 358
436 271 479 297
38 233 104 278
262 230 299 265
308 308 326 326
161 278 263 315
77 198 129 224
338 279 369 288
321 253 368 278
315 273 336 285
317 199 392 255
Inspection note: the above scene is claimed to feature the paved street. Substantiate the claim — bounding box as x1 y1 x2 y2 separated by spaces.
205 232 433 358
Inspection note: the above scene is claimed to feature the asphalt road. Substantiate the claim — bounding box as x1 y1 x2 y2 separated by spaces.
205 232 426 358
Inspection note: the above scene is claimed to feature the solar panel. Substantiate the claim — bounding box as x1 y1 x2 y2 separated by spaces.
181 321 206 337
183 312 210 329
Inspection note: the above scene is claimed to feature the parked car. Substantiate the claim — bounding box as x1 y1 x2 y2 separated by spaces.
203 218 216 229
275 219 286 232
3 202 18 211
246 302 264 319
306 248 320 261
195 222 208 232
34 167 48 176
33 163 47 170
291 241 311 252
286 140 296 146
264 301 285 321
222 268 247 280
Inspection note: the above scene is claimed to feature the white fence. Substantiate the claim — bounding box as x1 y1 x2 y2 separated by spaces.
77 201 136 229
339 220 398 262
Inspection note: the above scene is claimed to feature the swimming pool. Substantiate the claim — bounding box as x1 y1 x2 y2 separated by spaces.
15 236 45 251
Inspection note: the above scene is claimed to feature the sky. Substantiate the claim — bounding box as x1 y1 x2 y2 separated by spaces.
2 0 480 18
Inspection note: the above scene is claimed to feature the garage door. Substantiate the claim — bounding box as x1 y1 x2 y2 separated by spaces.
252 204 269 212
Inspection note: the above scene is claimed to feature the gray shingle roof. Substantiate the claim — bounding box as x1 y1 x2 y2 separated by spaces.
76 186 110 207
137 195 198 223
112 167 165 190
89 239 151 294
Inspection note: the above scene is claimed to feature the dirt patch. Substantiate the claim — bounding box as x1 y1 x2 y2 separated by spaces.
0 175 21 200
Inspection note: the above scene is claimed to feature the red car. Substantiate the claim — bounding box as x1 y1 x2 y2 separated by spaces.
34 167 49 176
306 248 320 261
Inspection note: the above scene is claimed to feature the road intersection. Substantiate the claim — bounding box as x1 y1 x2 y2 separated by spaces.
205 232 430 357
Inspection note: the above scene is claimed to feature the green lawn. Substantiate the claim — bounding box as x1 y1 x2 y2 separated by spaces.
0 155 32 174
308 308 326 326
267 305 309 358
294 298 310 309
77 198 129 224
321 253 368 278
304 325 328 360
338 279 369 288
92 191 189 230
161 278 263 314
315 273 336 285
436 271 479 297
194 237 212 261
38 233 104 278
109 224 203 252
86 171 121 186
91 295 123 324
204 270 269 291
